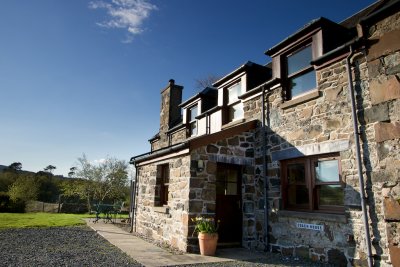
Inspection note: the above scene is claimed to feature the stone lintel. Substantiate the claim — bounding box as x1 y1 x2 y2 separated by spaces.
271 140 350 161
208 154 254 165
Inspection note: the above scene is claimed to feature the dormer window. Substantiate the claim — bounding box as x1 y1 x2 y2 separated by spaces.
226 81 243 123
285 44 316 99
188 104 198 136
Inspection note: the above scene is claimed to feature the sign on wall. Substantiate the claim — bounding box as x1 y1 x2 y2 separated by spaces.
296 222 324 231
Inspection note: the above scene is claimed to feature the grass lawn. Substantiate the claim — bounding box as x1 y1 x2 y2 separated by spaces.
0 213 95 229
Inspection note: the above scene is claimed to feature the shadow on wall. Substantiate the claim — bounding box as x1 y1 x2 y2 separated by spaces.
261 87 380 266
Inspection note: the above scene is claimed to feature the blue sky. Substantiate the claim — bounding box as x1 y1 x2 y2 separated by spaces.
0 0 375 176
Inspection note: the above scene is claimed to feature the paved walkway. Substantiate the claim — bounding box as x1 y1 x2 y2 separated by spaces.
86 219 268 267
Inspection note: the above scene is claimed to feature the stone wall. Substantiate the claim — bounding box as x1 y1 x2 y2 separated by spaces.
365 10 400 266
171 128 187 146
187 130 256 252
134 154 191 252
134 8 400 266
243 61 364 265
240 12 400 265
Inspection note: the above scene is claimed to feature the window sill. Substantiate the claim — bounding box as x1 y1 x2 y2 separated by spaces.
222 118 245 130
278 210 347 223
153 206 169 214
281 89 319 109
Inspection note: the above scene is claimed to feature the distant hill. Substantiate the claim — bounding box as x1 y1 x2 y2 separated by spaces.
0 165 8 171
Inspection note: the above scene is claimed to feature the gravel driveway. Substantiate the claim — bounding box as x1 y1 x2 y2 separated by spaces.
0 226 141 267
0 226 334 267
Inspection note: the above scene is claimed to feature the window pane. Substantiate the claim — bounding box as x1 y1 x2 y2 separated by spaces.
288 185 309 206
287 45 312 75
287 163 305 183
315 159 340 183
228 82 242 103
190 121 197 136
189 105 198 121
228 102 243 122
226 182 237 195
227 169 238 182
289 70 316 97
318 185 343 206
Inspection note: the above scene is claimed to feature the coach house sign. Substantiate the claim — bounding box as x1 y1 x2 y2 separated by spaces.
296 222 324 231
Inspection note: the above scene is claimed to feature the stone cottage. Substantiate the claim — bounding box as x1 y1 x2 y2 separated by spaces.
130 1 400 265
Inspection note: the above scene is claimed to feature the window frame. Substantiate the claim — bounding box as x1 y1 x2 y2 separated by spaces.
155 164 169 207
187 104 198 137
224 81 244 124
281 153 344 214
283 42 317 101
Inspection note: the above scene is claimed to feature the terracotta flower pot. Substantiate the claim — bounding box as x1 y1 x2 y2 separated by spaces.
198 232 218 256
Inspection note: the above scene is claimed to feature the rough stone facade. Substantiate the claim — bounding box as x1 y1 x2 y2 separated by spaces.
187 130 256 252
131 3 400 266
134 155 191 252
365 10 400 267
238 7 400 266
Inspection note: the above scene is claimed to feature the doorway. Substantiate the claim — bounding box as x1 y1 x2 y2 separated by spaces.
215 163 242 246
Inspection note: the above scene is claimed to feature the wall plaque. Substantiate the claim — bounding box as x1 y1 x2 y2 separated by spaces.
296 222 324 231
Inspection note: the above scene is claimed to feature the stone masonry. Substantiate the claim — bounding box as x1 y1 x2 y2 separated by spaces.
187 130 257 252
239 8 400 266
132 4 400 266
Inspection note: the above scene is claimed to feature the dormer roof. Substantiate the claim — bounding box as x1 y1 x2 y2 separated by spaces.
265 17 351 57
179 87 217 108
213 61 270 87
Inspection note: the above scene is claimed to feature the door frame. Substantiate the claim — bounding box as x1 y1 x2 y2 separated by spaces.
215 162 243 246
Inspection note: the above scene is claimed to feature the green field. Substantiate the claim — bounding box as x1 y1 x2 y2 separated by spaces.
0 213 95 229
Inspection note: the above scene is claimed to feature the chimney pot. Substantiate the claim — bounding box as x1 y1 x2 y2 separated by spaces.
169 79 175 85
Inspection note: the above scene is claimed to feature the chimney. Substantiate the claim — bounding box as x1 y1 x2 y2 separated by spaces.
159 79 183 146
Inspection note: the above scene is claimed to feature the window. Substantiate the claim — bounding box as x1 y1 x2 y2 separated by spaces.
155 164 169 206
225 82 243 123
281 153 343 213
285 44 316 99
188 105 198 136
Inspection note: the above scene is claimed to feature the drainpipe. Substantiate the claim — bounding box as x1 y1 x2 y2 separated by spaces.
261 85 269 251
346 45 373 267
130 163 138 233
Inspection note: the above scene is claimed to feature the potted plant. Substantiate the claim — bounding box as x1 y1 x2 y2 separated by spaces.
192 216 220 256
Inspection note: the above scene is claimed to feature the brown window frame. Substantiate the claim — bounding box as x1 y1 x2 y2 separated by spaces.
155 164 169 206
283 42 317 101
281 153 344 213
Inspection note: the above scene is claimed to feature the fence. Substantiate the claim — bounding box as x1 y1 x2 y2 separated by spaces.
25 201 60 213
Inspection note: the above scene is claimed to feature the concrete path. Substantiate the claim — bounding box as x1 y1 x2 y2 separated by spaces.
86 219 268 267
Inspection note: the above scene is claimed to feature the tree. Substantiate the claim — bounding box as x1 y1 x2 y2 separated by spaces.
68 167 77 178
8 175 39 202
44 165 56 174
194 74 219 91
8 162 22 171
70 154 129 210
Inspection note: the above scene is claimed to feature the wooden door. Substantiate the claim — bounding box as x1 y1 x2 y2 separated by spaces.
215 163 242 245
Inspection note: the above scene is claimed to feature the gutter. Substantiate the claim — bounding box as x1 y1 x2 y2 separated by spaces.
238 78 280 100
346 45 373 267
261 84 269 251
310 37 362 66
359 0 400 25
129 167 138 233
130 142 189 165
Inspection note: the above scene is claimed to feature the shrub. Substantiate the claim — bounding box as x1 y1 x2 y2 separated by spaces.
0 192 25 213
192 216 220 235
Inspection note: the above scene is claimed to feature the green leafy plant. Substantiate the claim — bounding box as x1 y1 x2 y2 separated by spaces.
192 216 220 235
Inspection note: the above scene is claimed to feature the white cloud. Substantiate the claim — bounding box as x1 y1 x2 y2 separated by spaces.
89 0 157 42
92 158 107 165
